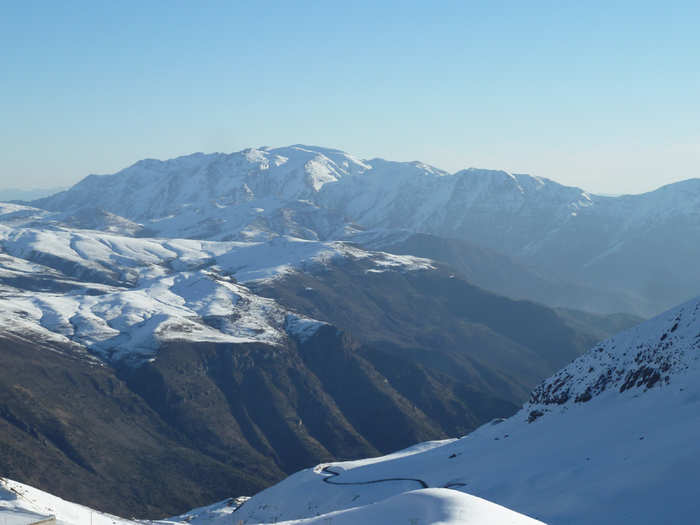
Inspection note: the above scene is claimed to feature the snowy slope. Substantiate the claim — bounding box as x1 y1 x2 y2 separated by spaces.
219 296 700 524
173 489 543 525
0 218 432 363
0 478 137 525
0 203 52 227
273 490 543 525
0 477 542 525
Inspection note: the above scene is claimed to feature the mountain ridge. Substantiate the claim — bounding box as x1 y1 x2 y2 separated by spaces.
27 145 700 316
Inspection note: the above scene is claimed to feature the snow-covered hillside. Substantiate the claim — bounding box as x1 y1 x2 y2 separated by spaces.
0 476 542 525
0 208 432 363
0 478 136 525
218 295 700 524
175 488 543 525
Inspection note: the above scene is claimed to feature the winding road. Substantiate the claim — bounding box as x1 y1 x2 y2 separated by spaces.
320 466 429 489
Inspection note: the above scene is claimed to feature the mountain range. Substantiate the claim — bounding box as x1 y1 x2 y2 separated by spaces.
1 144 699 520
31 145 700 316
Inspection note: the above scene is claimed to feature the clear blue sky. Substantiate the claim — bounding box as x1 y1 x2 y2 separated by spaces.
2 1 699 194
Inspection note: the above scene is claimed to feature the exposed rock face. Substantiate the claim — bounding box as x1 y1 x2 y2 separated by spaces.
529 298 700 408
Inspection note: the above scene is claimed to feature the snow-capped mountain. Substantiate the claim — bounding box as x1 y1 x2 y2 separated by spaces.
29 146 592 244
225 294 700 525
30 145 700 316
32 146 369 241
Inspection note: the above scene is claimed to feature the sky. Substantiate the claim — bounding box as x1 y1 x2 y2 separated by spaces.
1 1 699 195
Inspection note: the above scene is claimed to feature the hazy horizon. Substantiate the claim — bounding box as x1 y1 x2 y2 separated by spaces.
2 144 699 199
2 1 698 194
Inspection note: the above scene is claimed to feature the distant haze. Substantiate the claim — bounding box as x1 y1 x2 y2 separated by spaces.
0 187 66 202
1 2 698 195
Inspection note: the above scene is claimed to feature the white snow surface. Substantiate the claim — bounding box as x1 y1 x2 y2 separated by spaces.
0 478 136 525
274 489 544 525
173 489 542 525
0 478 541 525
213 296 700 524
283 314 328 343
0 220 432 362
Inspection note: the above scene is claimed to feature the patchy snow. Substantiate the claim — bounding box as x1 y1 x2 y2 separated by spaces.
0 268 288 362
0 223 434 363
368 251 434 271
